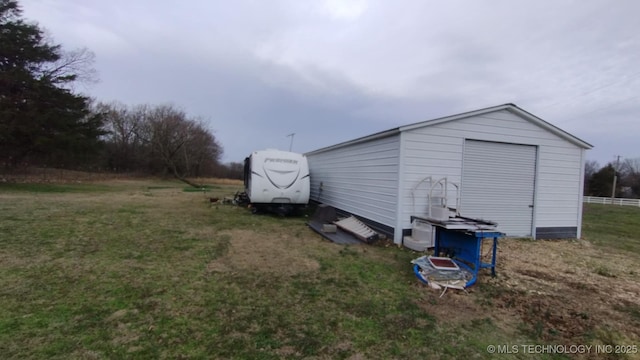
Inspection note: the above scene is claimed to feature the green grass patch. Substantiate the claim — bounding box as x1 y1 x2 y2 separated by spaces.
593 265 616 278
582 203 640 253
145 185 175 190
182 184 221 192
613 302 640 323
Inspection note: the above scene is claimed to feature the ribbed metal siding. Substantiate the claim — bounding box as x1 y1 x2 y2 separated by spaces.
461 140 536 236
307 135 400 228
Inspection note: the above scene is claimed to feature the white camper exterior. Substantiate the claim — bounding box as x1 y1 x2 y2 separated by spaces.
306 104 592 243
244 149 310 210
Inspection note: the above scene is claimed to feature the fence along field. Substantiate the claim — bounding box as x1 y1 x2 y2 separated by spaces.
584 196 640 207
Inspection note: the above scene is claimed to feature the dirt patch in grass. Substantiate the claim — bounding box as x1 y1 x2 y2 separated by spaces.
502 239 640 343
206 229 321 276
418 288 487 322
417 238 640 346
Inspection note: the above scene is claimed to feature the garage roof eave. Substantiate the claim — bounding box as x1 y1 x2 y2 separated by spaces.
399 103 593 150
304 128 401 156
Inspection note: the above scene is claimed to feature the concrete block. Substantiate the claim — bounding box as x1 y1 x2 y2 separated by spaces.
322 224 337 233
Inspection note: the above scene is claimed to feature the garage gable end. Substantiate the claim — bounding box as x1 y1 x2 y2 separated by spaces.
400 104 592 150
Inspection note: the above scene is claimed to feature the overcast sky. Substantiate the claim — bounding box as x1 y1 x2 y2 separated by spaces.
19 0 640 165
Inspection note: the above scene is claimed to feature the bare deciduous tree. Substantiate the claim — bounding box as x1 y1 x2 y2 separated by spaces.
98 102 148 172
97 102 223 182
620 157 640 198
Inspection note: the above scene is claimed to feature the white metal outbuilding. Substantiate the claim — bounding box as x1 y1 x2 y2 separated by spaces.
305 103 593 243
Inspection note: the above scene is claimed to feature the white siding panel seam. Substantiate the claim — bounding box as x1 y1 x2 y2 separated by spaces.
394 132 407 243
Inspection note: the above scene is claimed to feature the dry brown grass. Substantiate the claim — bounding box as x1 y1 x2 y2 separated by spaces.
193 177 243 186
0 167 243 186
415 237 640 358
0 167 128 183
206 229 322 276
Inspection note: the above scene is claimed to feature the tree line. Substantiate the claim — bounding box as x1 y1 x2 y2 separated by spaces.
98 102 223 179
584 158 640 198
0 0 243 181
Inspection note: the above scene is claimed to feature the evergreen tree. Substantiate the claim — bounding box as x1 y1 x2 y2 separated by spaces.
587 164 617 197
0 0 103 168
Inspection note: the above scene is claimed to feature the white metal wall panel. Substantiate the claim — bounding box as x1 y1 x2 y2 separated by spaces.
461 140 536 236
307 135 400 228
400 132 464 220
534 147 582 227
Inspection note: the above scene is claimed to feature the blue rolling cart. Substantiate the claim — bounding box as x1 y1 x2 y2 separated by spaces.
411 216 503 287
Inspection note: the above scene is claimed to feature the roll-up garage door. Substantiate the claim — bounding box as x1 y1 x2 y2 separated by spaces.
461 140 536 236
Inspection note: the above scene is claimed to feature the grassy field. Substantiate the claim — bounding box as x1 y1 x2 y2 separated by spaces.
0 179 639 359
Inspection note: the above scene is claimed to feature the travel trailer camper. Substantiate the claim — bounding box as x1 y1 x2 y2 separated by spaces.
243 149 310 215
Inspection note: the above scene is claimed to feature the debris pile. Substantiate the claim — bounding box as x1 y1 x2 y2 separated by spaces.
412 255 473 296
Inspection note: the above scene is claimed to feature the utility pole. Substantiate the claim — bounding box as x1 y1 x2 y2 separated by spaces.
287 133 295 152
611 155 620 200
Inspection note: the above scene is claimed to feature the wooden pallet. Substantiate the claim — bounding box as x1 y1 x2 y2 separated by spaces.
334 216 378 243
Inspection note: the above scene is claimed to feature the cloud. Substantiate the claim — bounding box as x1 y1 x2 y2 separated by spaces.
322 0 368 20
18 0 640 165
